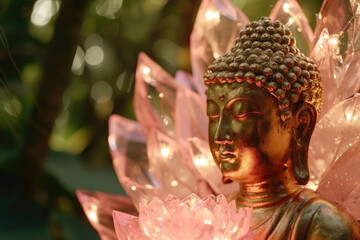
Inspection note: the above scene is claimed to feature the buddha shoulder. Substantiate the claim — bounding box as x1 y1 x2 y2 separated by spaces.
291 189 360 239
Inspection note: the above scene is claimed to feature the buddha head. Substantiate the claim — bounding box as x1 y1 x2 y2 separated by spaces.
204 17 322 186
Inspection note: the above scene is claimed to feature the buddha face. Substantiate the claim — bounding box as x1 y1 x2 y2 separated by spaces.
207 82 293 184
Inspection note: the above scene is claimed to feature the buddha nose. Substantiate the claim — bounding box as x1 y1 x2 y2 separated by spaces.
214 117 233 144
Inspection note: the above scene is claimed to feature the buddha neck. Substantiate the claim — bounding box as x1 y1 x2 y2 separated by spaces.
236 171 299 208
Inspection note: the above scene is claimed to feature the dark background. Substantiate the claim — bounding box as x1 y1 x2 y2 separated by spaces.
0 0 323 239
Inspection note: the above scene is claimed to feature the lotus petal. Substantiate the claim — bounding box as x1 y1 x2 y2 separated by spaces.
312 0 360 106
308 94 360 190
174 70 197 92
147 128 197 198
314 0 356 41
175 86 208 142
310 28 336 117
336 14 360 101
76 190 137 240
113 211 146 240
343 185 360 220
269 0 314 55
134 52 178 137
188 137 238 195
316 141 360 220
109 115 162 208
120 193 253 240
190 0 249 99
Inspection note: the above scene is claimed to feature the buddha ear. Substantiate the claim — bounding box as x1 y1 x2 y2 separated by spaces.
288 102 317 185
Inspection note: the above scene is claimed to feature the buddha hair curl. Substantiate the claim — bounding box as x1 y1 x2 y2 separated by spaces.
204 17 323 122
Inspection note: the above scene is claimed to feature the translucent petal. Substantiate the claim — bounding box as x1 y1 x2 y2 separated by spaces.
139 199 172 239
313 0 360 105
108 115 162 208
175 86 208 142
336 15 360 101
188 137 238 195
147 128 197 198
316 141 360 220
269 0 314 55
174 70 197 92
190 0 249 99
113 211 147 240
329 17 359 101
76 190 137 240
308 94 360 190
310 28 336 117
114 193 252 240
314 0 355 40
343 185 360 220
134 52 178 137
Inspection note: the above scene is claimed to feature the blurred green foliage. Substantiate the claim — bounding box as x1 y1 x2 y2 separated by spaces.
0 0 322 239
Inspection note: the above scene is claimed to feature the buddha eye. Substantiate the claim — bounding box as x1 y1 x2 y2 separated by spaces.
230 100 263 121
207 100 220 121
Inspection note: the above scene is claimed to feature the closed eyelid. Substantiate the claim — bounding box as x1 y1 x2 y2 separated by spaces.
224 97 261 111
234 111 264 119
207 100 220 116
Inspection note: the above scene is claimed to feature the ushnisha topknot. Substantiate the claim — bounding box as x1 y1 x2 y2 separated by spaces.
204 17 323 122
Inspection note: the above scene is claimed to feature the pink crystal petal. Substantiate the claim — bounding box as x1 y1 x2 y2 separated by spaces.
147 128 197 198
139 199 172 239
235 208 253 237
316 141 360 220
313 1 360 105
76 190 137 240
108 115 163 208
197 179 216 198
190 0 249 99
342 185 360 220
269 0 314 55
174 70 196 91
182 193 203 210
175 86 208 142
314 0 356 41
338 51 360 100
134 52 178 137
113 211 147 240
308 94 360 190
336 14 360 100
133 193 252 240
310 28 336 117
188 137 238 195
216 206 252 240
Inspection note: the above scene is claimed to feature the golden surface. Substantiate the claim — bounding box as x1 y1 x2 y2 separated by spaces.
207 82 360 239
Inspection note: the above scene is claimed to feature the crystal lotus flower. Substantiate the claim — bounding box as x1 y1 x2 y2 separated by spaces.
113 193 252 240
78 0 360 239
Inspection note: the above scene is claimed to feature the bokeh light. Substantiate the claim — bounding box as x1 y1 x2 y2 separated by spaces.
91 81 113 104
71 46 85 75
85 45 104 68
31 0 60 26
95 0 123 19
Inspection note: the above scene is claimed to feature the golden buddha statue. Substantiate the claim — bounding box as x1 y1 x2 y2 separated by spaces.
204 17 360 239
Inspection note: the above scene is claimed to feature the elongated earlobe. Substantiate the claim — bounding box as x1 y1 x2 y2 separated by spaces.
288 103 316 185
